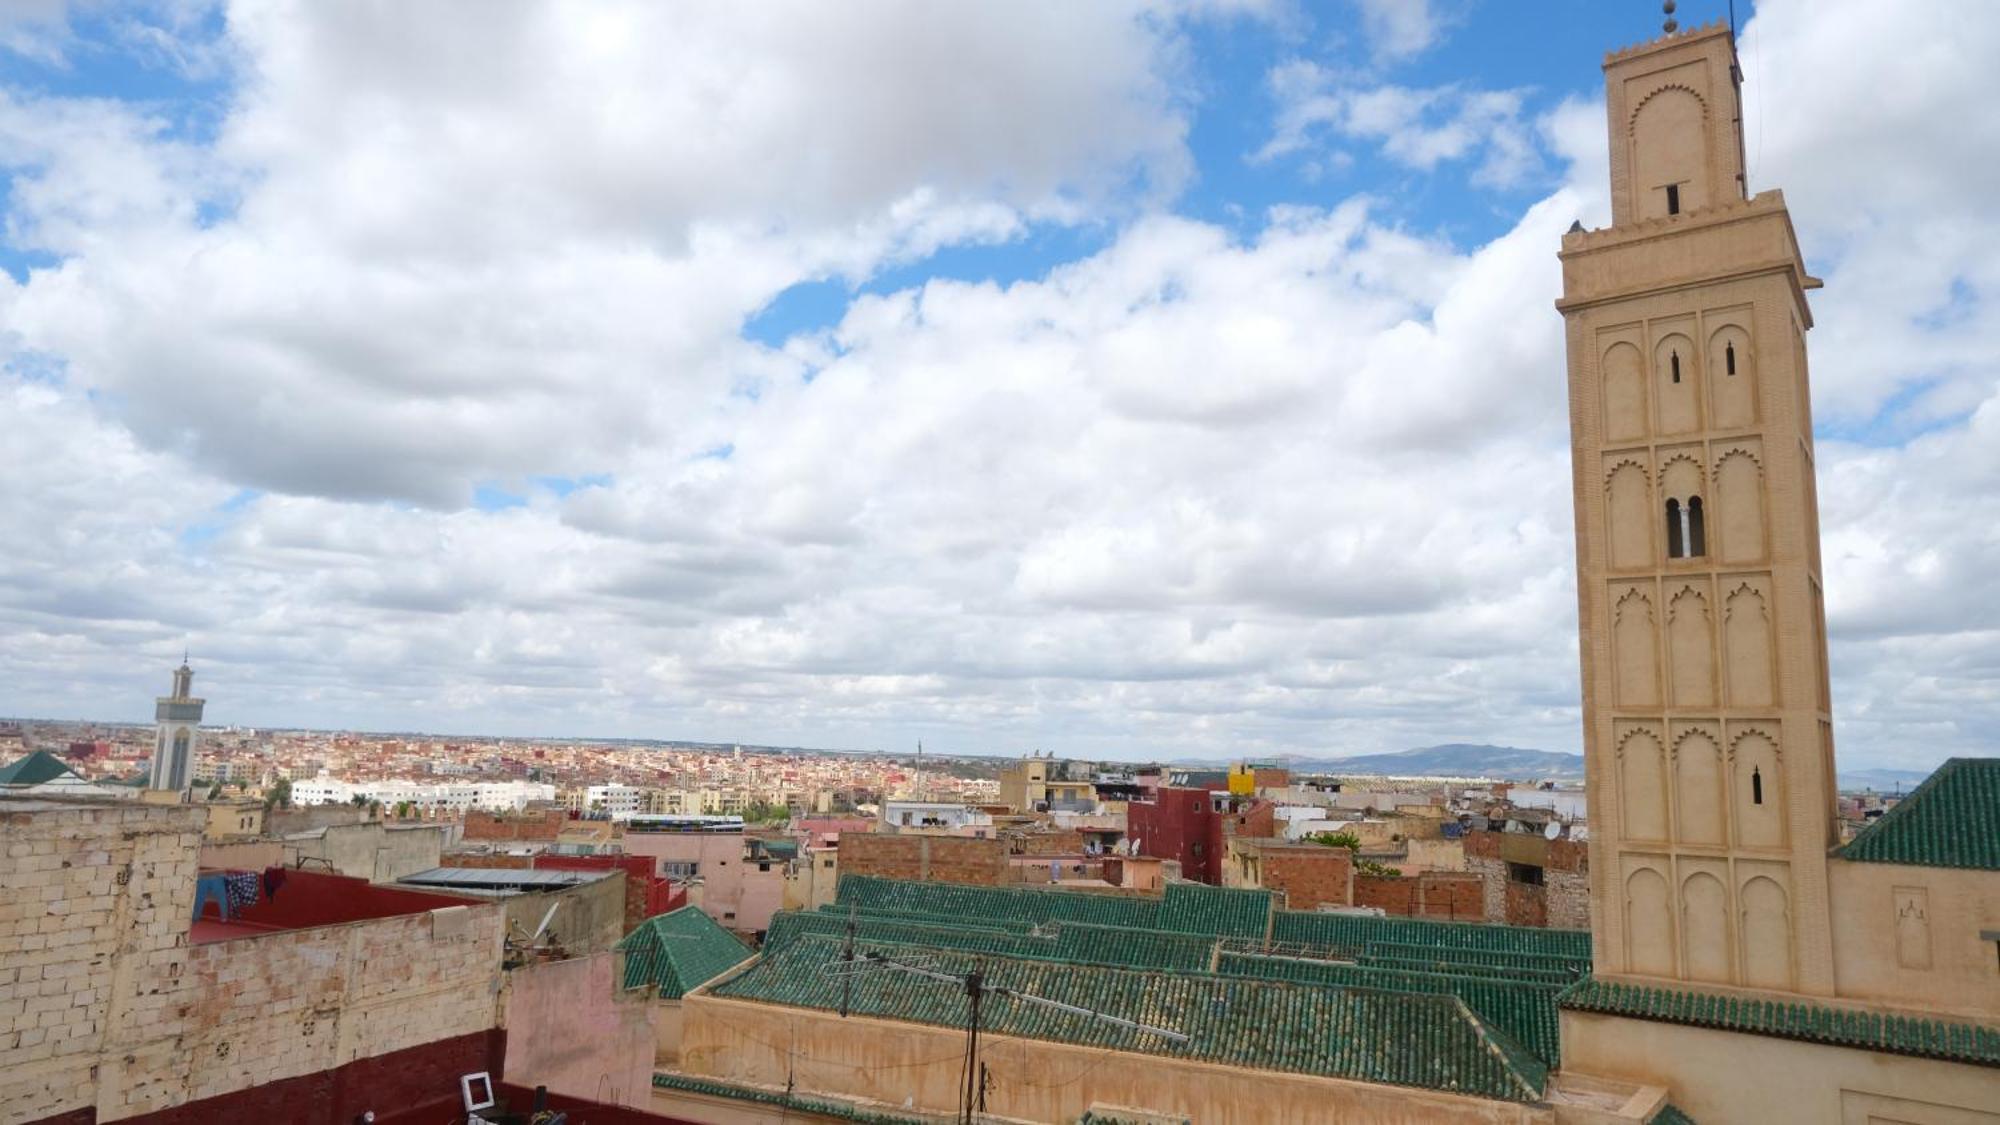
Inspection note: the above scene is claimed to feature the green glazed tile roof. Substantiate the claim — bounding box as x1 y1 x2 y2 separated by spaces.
1839 758 2000 871
1558 977 2000 1068
1218 951 1564 1068
618 906 754 998
1052 921 1219 973
0 750 80 786
1361 955 1580 987
1652 1105 1696 1125
1158 882 1274 939
714 934 1548 1103
1273 907 1591 959
836 874 1161 929
817 903 1043 934
653 1072 934 1124
769 910 1044 960
1363 941 1590 980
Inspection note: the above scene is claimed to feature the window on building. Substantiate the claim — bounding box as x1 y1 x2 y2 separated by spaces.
1687 496 1706 556
1191 843 1204 858
1665 183 1681 215
1666 498 1685 558
1751 766 1764 805
1505 861 1545 886
1726 342 1737 376
1670 350 1682 384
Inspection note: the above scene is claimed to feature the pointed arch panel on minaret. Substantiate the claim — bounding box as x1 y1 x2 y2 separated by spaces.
1738 864 1797 991
1603 455 1654 571
1671 724 1726 847
1653 323 1701 436
1666 581 1716 708
1707 316 1757 428
1728 724 1786 850
1611 582 1661 709
1679 861 1732 984
1722 577 1777 708
1712 440 1767 564
1628 82 1711 221
1602 338 1648 443
1616 723 1669 845
1622 858 1676 978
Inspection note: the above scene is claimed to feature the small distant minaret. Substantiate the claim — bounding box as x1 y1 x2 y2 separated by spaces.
149 656 206 791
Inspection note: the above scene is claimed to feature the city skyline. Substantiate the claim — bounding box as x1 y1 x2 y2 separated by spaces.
3 1 1997 769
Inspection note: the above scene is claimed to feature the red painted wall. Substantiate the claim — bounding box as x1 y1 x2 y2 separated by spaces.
1129 787 1219 883
197 869 471 931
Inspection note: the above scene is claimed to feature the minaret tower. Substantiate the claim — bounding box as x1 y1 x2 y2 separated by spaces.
149 656 206 791
1559 18 1839 995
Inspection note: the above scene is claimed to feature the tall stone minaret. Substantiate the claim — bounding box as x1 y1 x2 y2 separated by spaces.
1560 20 1839 996
149 657 206 792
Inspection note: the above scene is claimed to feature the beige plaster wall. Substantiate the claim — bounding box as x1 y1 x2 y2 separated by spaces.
286 820 448 882
501 950 656 1108
1827 858 2000 1021
679 993 1554 1125
500 871 626 955
1560 1010 2000 1124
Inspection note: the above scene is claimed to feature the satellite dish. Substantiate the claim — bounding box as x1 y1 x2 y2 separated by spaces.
1544 822 1561 840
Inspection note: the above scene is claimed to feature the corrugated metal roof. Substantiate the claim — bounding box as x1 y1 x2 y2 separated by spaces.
1839 758 2000 871
397 867 604 891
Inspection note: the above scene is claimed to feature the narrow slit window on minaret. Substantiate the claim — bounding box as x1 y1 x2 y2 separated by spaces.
1670 351 1682 384
1752 767 1764 805
1665 498 1685 558
1688 496 1707 556
1726 342 1737 375
1665 183 1681 215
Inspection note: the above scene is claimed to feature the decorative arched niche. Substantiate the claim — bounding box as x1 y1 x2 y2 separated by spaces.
1655 333 1700 435
1709 323 1756 428
1603 341 1647 442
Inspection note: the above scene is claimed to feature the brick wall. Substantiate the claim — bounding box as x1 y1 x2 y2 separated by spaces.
1504 879 1548 927
1547 867 1591 930
462 810 564 842
0 800 506 1125
1013 829 1085 856
1351 871 1483 920
1259 848 1352 911
837 834 1007 886
1463 830 1590 930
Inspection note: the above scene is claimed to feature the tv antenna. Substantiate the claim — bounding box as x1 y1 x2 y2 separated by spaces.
825 947 1189 1124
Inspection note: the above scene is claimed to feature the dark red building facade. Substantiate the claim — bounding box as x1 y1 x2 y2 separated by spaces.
1126 786 1274 885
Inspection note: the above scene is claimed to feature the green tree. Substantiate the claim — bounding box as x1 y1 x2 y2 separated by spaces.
263 778 293 811
1304 830 1363 852
206 781 224 800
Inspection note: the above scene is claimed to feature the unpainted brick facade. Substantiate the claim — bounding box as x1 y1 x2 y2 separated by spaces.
1351 872 1484 920
837 833 1008 885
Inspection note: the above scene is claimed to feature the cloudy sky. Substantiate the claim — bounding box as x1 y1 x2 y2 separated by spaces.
1 1 1995 769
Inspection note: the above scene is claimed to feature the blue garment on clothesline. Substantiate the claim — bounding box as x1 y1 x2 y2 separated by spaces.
192 873 232 923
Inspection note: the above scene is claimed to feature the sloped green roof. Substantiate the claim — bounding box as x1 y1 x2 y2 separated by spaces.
1363 941 1590 980
1218 951 1565 1068
1158 882 1273 939
653 1073 932 1124
1652 1106 1696 1125
836 874 1162 929
618 906 753 998
1053 921 1218 972
0 750 80 786
1839 758 2000 871
1558 977 2000 1068
1273 906 1591 959
817 902 1042 934
1362 955 1580 987
714 934 1549 1103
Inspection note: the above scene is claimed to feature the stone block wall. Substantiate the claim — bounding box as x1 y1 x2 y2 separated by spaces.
0 799 506 1125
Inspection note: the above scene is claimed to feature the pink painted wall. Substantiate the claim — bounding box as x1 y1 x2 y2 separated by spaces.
619 832 782 933
500 951 656 1109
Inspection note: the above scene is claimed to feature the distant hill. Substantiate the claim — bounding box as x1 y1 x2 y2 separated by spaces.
1838 766 1934 792
1279 744 1585 781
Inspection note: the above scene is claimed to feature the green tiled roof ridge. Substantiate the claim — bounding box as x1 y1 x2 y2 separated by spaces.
1557 976 2000 1068
618 905 754 998
1651 1105 1697 1125
1838 757 2000 871
1363 940 1590 976
0 750 79 786
1273 906 1591 959
653 1072 936 1124
836 874 1162 929
716 934 1549 1103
